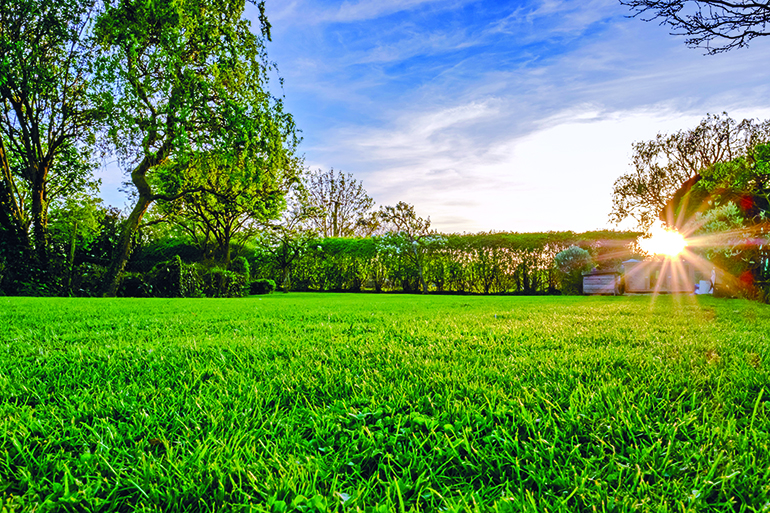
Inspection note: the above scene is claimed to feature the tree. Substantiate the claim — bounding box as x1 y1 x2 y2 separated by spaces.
48 193 106 293
0 0 103 284
255 194 315 292
554 245 593 295
620 0 770 54
156 150 301 268
94 0 299 296
378 201 433 294
610 113 770 230
297 168 375 237
688 143 770 294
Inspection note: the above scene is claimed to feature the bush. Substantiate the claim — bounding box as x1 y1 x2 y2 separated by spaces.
229 256 250 279
118 273 151 297
201 267 248 298
143 256 203 297
71 263 108 297
555 245 593 295
250 279 276 295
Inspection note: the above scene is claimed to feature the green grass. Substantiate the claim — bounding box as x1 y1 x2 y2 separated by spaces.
1 293 769 512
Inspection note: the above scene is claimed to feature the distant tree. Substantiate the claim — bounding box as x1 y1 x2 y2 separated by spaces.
298 168 375 237
610 113 770 230
0 0 103 283
255 195 315 292
378 201 433 294
554 245 593 295
94 0 299 296
620 0 770 54
156 150 301 267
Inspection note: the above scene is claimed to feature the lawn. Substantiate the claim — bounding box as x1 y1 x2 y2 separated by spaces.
1 293 769 512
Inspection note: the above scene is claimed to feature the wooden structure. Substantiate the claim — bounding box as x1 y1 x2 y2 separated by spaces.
582 270 620 295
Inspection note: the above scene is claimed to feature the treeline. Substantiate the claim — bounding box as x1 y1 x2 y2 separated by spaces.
43 228 637 297
253 230 638 295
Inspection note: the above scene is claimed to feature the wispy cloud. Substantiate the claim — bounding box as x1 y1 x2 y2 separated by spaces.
250 0 770 233
267 0 471 26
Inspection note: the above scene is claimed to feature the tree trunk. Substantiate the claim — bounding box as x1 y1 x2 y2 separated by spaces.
66 221 78 295
30 177 50 275
412 245 428 294
101 141 174 297
101 194 152 297
0 143 34 293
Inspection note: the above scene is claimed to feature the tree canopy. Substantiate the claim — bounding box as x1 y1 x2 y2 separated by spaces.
0 0 103 288
296 168 375 238
94 0 300 295
610 113 770 230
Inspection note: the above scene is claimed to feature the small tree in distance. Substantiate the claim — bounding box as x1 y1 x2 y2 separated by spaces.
298 168 375 238
378 201 434 294
555 245 593 295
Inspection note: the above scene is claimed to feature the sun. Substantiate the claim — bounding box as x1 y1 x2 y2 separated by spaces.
638 222 687 258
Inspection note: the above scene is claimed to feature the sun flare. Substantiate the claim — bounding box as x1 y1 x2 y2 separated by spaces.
638 222 687 258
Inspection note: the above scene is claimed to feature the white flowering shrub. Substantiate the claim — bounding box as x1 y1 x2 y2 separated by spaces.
554 245 593 295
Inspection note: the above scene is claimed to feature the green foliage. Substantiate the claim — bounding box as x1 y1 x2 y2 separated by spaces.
69 263 108 297
229 256 251 279
555 245 593 295
250 278 276 295
253 231 637 295
200 267 248 298
117 272 151 298
2 294 770 510
687 142 770 297
1 0 104 279
94 0 300 296
148 256 182 298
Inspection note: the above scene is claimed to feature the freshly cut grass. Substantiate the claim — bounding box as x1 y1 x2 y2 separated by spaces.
1 294 769 512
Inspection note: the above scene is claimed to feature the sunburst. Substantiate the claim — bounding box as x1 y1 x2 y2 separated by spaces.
638 222 687 258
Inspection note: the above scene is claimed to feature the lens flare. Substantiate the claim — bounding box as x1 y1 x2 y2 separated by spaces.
638 222 687 258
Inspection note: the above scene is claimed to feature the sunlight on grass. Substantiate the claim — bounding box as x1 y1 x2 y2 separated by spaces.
1 294 769 511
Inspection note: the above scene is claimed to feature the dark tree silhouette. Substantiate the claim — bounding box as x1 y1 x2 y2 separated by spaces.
620 0 770 53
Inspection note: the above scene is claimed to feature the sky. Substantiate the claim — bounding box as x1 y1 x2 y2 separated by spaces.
99 0 770 234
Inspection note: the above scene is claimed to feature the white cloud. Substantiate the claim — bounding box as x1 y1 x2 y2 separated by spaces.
313 98 770 233
254 0 770 234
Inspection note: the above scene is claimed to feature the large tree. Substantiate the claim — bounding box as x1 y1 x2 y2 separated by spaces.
610 113 770 230
94 0 299 296
0 0 102 285
297 168 375 238
620 0 770 53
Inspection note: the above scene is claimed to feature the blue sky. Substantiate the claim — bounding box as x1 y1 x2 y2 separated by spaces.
100 0 770 233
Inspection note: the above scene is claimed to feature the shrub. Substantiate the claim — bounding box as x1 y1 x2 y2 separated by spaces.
201 267 248 298
118 273 151 297
250 279 276 295
555 245 593 295
229 256 250 279
71 263 108 297
147 256 184 297
143 256 203 297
